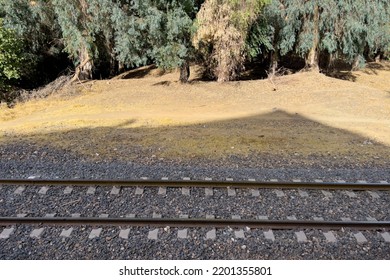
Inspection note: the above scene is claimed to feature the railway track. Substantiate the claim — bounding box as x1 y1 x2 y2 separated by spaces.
0 178 389 227
0 178 389 189
1 178 390 259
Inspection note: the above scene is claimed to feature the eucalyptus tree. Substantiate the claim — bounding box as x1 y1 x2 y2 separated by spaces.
142 0 197 82
111 0 200 83
0 19 23 98
1 0 64 86
52 0 97 80
193 0 270 82
265 0 390 71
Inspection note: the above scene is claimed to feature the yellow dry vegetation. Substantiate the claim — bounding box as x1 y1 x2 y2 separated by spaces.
0 62 389 163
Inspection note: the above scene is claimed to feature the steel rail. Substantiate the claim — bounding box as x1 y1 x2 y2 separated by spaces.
0 178 389 190
0 217 389 230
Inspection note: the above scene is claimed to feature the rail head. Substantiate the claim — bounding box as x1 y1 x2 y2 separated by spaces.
0 178 389 190
0 217 389 230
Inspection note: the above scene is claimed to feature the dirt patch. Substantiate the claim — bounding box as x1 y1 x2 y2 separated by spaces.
1 62 389 165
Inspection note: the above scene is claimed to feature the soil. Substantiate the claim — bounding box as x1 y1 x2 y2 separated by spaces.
0 62 389 166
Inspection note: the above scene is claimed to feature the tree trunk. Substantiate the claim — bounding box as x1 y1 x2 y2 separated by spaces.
352 55 361 71
78 47 93 80
327 52 335 72
77 0 93 80
269 50 279 77
70 47 93 82
179 60 190 83
306 2 320 71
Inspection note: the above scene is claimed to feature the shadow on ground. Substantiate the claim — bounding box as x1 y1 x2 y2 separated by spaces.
327 61 390 82
1 110 389 168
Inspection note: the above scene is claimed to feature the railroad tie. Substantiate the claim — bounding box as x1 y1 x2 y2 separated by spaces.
14 186 25 195
148 229 159 240
88 214 108 239
30 213 56 238
149 212 162 239
177 229 188 239
88 228 103 239
251 189 260 197
248 178 257 195
0 227 15 239
204 178 214 196
249 180 259 197
38 186 49 195
366 217 390 243
381 232 390 243
205 187 213 196
182 187 190 196
110 186 120 195
119 228 131 239
206 229 216 240
288 216 307 243
86 186 96 195
344 190 357 198
158 187 167 195
258 216 275 241
59 228 73 238
366 191 380 199
153 213 162 219
228 187 236 197
118 214 135 239
342 218 367 244
232 215 245 239
205 215 216 240
314 217 337 243
321 190 333 198
177 214 189 239
274 190 285 198
60 213 80 238
135 187 144 195
298 189 309 197
63 186 73 195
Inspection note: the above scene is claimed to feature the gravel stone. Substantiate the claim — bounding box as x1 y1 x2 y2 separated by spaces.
1 143 390 259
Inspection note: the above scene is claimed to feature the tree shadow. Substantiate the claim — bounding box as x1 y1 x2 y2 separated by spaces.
326 61 390 82
1 110 389 169
327 71 357 82
152 81 171 86
115 65 159 79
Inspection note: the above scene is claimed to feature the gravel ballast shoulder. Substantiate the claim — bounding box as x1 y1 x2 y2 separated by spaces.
0 143 389 260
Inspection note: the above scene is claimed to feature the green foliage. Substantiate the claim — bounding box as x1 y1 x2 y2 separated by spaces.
0 19 23 97
2 0 66 86
111 0 153 69
143 0 196 70
112 0 197 73
265 0 390 70
245 15 273 60
193 0 270 81
50 0 197 79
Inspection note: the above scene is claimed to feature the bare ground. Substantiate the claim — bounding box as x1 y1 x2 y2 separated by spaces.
0 62 389 166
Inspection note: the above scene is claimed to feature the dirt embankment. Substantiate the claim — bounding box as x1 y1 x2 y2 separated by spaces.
1 62 389 165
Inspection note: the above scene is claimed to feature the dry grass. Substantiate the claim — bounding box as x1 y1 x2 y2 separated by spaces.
1 62 390 164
